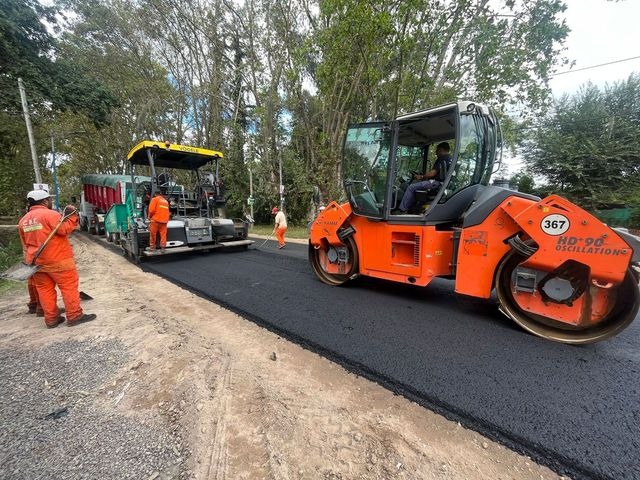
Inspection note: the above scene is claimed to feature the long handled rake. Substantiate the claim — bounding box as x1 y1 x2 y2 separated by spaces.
252 231 276 250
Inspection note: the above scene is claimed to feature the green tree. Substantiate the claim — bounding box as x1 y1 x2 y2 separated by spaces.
301 0 569 202
0 0 116 215
509 171 536 195
27 0 571 224
520 74 640 210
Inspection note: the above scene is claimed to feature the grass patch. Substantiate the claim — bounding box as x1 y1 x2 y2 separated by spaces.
249 224 309 239
0 228 24 295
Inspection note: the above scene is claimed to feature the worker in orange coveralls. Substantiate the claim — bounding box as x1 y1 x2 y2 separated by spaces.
148 190 170 251
271 206 287 249
27 276 43 316
18 190 97 328
25 202 42 316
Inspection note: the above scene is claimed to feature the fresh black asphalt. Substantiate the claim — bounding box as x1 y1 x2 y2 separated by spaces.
142 239 640 480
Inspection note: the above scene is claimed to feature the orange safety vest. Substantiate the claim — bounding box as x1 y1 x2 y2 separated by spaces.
148 195 171 223
18 205 79 272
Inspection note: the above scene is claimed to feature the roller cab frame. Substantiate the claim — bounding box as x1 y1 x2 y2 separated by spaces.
120 141 252 261
309 101 640 344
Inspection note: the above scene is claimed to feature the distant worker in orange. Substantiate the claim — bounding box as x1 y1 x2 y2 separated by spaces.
148 190 170 251
271 206 287 249
18 190 96 328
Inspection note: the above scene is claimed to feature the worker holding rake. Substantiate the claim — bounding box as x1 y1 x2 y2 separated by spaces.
271 206 287 249
18 190 96 328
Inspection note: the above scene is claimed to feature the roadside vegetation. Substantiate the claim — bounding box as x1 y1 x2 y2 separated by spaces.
250 224 309 239
0 228 23 294
515 74 640 227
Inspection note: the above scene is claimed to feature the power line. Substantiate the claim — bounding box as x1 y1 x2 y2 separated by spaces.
551 56 640 77
510 111 639 133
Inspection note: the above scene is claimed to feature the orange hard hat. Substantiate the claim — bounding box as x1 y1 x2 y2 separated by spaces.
271 207 279 214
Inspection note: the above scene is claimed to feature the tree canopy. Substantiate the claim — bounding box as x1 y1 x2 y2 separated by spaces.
0 0 117 215
1 0 571 222
519 74 640 214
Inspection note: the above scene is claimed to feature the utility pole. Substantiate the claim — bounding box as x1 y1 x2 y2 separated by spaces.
248 164 254 222
49 130 85 211
50 133 59 210
18 78 42 183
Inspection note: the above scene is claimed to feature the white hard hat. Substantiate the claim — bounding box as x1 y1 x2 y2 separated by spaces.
27 190 50 201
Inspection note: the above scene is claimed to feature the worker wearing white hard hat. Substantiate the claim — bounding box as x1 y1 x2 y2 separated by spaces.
26 189 51 202
18 189 96 328
23 190 50 317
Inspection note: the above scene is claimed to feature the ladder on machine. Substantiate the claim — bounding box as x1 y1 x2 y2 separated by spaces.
178 185 188 218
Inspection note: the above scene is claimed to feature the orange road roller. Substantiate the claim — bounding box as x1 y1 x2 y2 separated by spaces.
309 101 640 344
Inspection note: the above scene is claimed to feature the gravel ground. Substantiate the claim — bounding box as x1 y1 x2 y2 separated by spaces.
0 337 182 480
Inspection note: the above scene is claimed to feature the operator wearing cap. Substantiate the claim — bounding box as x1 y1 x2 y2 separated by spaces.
18 190 96 328
271 206 287 249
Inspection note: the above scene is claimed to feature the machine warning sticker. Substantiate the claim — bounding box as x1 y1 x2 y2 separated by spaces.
540 214 570 236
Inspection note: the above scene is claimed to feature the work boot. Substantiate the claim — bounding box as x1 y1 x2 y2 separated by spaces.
278 244 285 249
45 316 66 329
67 313 97 327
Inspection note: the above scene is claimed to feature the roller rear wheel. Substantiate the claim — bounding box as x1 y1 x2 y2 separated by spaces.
309 237 359 286
496 250 640 344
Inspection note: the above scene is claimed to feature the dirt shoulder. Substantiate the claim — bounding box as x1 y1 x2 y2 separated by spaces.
0 233 567 480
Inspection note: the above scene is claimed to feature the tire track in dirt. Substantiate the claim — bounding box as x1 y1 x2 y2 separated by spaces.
204 358 231 480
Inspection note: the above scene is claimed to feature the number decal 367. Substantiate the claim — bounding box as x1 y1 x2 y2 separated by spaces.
540 214 570 235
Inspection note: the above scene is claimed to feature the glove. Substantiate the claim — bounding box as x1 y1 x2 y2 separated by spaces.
64 205 78 216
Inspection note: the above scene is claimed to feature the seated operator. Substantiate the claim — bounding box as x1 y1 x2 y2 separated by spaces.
396 142 452 214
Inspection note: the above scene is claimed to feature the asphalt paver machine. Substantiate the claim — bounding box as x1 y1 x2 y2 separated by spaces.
308 101 640 344
120 140 252 261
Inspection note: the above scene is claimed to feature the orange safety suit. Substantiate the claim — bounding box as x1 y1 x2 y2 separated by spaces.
18 205 82 326
27 276 42 315
274 210 287 248
148 194 170 249
276 227 287 247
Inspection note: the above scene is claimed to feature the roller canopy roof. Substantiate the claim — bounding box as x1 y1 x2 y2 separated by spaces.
127 140 224 170
394 100 492 146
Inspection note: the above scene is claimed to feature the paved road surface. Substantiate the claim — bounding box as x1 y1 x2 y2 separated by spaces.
142 240 640 480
